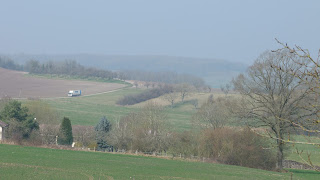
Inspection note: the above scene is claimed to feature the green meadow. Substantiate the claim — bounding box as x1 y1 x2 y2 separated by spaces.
286 136 320 167
1 144 319 180
42 87 195 131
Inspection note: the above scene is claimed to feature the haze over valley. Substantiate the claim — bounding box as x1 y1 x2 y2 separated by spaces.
1 1 320 179
1 53 247 87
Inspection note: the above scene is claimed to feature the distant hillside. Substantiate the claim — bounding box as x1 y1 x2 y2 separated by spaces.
1 54 248 87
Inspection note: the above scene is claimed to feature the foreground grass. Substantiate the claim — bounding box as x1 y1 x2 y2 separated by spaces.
1 144 317 180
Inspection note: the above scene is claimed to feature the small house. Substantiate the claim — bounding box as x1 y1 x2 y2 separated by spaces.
0 120 8 141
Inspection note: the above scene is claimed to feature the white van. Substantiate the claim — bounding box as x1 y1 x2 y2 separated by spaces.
68 90 81 97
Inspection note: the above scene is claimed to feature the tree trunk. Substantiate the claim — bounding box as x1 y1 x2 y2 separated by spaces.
276 139 284 170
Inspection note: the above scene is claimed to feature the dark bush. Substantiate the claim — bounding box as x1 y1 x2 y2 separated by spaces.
0 56 23 71
167 131 199 158
0 100 39 141
198 127 276 170
117 85 173 105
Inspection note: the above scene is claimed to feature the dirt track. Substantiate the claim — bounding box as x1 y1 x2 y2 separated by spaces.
0 68 125 98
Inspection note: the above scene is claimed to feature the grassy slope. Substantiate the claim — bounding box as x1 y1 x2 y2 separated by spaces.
285 136 320 167
22 84 320 167
41 88 195 130
21 73 212 130
1 144 318 180
43 88 141 126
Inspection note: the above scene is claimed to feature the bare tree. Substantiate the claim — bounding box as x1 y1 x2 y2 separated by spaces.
176 83 192 102
109 102 170 153
207 94 214 104
24 100 60 125
73 125 95 147
192 97 229 129
162 92 178 108
144 82 150 89
39 124 59 144
271 39 320 169
133 81 138 89
220 83 231 96
108 113 136 151
137 102 170 152
232 50 317 170
190 99 199 109
207 86 212 93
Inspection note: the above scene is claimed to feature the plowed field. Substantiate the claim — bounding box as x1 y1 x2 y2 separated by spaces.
0 68 125 98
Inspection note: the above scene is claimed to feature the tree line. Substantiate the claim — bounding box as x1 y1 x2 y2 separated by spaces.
117 83 199 107
121 70 206 87
99 101 276 171
24 60 117 80
0 56 23 71
0 57 207 87
116 85 174 105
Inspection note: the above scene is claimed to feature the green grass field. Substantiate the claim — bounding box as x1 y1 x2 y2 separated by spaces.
18 77 320 171
1 144 319 180
43 88 142 126
39 88 195 131
285 135 320 167
21 74 217 130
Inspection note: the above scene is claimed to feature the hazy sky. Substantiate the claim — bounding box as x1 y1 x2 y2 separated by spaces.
0 0 319 64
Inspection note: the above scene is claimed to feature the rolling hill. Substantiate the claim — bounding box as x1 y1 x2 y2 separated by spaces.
1 54 248 87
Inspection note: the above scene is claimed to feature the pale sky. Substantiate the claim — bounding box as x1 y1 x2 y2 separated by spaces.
0 0 319 64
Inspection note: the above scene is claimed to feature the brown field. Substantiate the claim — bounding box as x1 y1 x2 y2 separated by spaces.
0 68 125 98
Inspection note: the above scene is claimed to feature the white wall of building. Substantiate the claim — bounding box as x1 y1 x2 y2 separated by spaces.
0 126 2 141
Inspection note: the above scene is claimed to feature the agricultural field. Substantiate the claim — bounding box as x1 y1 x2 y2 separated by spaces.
43 88 143 126
41 88 220 130
1 144 319 180
2 71 319 175
0 68 125 98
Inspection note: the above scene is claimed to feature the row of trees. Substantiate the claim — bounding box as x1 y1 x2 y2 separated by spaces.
0 57 207 88
117 82 200 108
0 56 23 70
25 60 117 80
89 101 277 170
121 70 206 87
117 85 174 105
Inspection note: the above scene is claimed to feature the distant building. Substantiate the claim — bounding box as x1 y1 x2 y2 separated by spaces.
0 120 8 141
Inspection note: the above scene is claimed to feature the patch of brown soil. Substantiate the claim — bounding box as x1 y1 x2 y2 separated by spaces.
0 68 125 98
